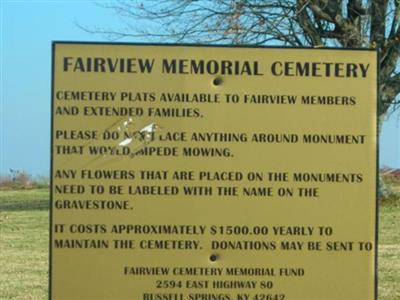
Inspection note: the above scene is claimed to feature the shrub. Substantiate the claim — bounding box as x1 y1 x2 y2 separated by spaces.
0 169 49 190
379 175 400 204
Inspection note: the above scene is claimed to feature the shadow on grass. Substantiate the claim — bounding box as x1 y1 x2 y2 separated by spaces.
0 189 50 211
0 199 49 211
380 196 400 208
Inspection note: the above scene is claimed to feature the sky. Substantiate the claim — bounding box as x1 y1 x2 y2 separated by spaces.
1 1 399 176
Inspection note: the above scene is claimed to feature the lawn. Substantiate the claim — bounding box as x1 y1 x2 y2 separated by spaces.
0 190 49 300
379 198 400 300
0 188 399 299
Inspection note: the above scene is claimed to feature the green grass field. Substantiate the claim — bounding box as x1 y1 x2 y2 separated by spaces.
0 189 399 299
0 190 49 300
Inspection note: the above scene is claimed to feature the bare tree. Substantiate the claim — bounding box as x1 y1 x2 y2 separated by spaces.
90 0 399 120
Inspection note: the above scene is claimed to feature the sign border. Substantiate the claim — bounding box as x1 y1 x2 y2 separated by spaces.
49 41 379 300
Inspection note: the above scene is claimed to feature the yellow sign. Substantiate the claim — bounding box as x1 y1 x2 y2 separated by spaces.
51 43 377 300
